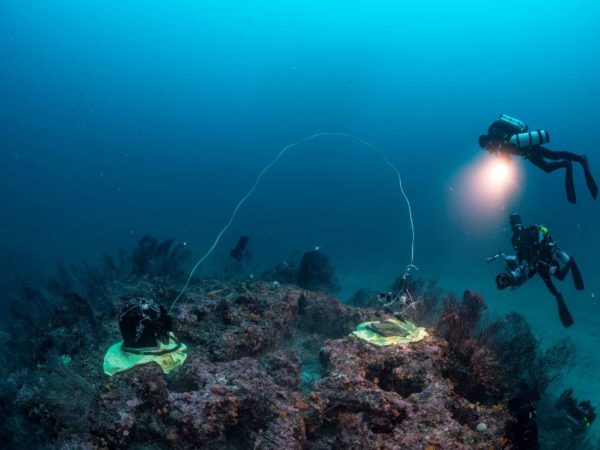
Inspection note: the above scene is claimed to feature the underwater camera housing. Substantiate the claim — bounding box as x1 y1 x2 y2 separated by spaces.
506 391 540 450
496 266 527 290
119 298 174 353
496 256 528 290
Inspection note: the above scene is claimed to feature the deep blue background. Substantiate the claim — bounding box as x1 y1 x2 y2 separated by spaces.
1 0 599 408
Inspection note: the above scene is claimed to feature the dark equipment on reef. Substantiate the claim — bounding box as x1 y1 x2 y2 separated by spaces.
118 298 179 355
367 320 410 337
229 235 250 261
556 388 597 434
376 272 418 319
488 213 582 328
104 298 187 376
503 391 540 450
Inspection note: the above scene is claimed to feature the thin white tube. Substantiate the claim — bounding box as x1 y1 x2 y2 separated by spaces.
169 133 416 312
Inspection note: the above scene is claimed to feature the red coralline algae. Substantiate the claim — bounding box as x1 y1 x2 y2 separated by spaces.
82 283 510 449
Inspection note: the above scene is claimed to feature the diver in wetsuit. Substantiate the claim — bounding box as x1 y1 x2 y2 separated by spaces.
479 114 598 204
556 389 596 434
490 213 584 328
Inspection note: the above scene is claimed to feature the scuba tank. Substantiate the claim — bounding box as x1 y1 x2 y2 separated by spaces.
509 130 550 149
488 114 528 141
498 114 528 133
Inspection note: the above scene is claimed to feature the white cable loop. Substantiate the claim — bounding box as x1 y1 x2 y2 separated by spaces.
169 133 416 313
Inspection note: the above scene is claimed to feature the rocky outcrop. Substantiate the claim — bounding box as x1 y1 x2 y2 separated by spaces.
310 336 509 449
83 283 509 449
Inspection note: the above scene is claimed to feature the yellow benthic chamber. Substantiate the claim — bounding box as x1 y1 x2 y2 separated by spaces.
103 333 188 376
351 318 428 347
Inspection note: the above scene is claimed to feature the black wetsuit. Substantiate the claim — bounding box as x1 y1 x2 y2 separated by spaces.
484 118 598 203
557 389 596 434
511 225 583 327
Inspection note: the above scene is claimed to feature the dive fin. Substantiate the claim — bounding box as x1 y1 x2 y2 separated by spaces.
584 167 598 199
566 164 576 204
570 259 584 290
580 155 598 199
556 293 574 328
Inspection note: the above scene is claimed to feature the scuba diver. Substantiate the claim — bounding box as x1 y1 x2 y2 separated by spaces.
556 389 597 434
488 213 584 328
479 114 598 203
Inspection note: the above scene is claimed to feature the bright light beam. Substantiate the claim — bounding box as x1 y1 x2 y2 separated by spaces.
448 153 523 235
473 154 519 200
488 158 511 188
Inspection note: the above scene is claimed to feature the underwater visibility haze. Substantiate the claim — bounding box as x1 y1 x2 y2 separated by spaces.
1 1 600 448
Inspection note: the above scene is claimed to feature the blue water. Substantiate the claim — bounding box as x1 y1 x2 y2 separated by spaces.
1 0 599 432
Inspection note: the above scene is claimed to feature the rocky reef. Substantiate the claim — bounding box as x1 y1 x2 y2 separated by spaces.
72 286 508 450
0 237 596 449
